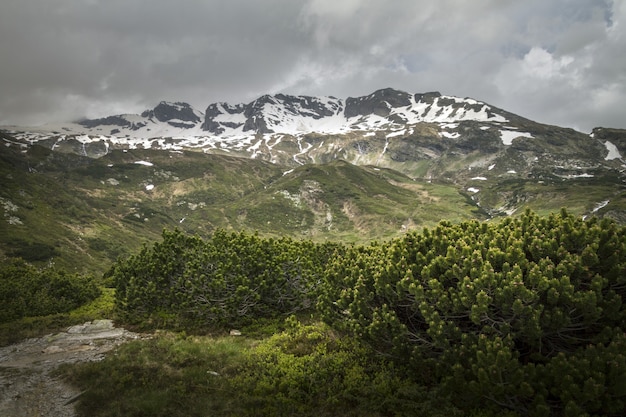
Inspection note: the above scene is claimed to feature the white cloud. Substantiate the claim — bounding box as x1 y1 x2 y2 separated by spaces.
520 48 576 80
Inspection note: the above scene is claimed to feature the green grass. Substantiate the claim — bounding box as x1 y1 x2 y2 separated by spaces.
58 318 479 417
0 287 116 347
2 140 625 276
59 332 251 416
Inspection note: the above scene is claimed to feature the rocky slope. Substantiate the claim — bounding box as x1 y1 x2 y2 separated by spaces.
3 88 625 214
3 88 623 176
0 320 142 417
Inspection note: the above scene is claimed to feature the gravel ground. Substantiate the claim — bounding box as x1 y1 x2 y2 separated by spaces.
0 320 142 417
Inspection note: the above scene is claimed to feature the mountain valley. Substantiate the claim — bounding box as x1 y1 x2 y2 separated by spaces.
2 88 626 273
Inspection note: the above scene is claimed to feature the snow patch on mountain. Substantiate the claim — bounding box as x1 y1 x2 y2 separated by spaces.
604 141 623 160
1 197 22 225
263 97 347 135
500 130 534 145
566 173 594 178
402 95 507 124
213 107 247 125
134 160 154 166
440 131 461 139
386 130 406 139
583 200 610 220
593 200 610 212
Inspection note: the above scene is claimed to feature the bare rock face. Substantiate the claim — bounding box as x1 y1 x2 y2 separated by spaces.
345 88 413 118
143 102 202 128
0 320 144 417
78 115 132 129
76 101 203 133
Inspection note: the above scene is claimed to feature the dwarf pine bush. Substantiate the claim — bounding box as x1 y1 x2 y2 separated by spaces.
113 229 340 328
0 258 100 323
319 209 626 416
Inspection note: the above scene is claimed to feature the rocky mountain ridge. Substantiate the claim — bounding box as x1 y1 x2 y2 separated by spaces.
4 88 624 177
3 88 519 139
1 88 626 276
2 88 626 225
1 88 536 148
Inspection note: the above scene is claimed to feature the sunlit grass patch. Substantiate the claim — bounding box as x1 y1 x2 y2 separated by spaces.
59 319 467 417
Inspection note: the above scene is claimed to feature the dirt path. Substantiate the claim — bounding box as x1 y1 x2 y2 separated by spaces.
0 320 142 417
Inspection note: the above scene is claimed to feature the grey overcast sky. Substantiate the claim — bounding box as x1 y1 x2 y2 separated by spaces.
0 0 624 132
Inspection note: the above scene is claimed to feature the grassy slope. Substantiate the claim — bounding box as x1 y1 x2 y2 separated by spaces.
0 144 479 274
0 145 282 274
2 136 624 275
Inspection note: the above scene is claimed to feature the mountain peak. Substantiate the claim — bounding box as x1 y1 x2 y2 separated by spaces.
69 102 205 135
199 89 512 137
142 101 202 125
49 89 515 139
345 88 412 118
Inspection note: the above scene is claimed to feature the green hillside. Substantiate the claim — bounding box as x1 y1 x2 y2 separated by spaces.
2 137 626 416
2 134 625 275
1 143 480 274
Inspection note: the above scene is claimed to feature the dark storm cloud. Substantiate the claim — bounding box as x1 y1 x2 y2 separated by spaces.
0 0 624 132
0 0 311 123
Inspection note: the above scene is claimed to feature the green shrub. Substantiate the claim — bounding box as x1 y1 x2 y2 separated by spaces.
233 317 463 417
0 258 101 323
8 240 57 262
113 229 341 329
319 209 626 415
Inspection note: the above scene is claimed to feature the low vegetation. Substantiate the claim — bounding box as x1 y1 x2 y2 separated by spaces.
4 209 625 416
111 229 341 329
60 318 468 417
0 259 113 345
320 209 626 416
0 258 101 324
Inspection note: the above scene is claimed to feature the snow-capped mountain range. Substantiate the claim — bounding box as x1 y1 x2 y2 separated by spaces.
2 87 626 231
3 88 533 155
201 90 508 136
2 88 625 190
